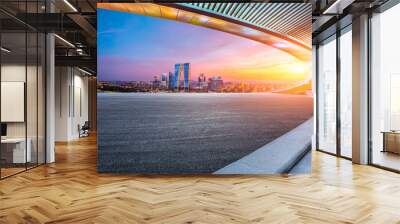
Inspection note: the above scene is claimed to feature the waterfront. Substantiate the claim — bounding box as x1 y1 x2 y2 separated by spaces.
98 92 313 174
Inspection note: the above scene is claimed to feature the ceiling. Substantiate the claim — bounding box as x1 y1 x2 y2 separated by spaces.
1 0 393 74
0 0 98 73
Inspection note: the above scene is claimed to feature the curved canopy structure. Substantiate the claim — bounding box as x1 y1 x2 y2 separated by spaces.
178 2 311 47
97 3 311 61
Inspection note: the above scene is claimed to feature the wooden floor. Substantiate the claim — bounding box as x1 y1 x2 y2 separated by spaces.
1 135 400 224
1 167 26 178
372 150 400 171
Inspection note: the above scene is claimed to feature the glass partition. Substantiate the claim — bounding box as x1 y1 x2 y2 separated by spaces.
318 35 337 154
339 27 352 158
0 1 46 179
371 3 400 171
1 30 28 177
27 31 38 169
38 32 45 165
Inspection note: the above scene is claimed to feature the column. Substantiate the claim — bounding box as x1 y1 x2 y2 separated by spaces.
352 14 369 164
46 32 55 163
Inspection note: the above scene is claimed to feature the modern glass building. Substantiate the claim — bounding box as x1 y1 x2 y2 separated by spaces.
183 63 190 90
168 72 174 89
174 63 190 91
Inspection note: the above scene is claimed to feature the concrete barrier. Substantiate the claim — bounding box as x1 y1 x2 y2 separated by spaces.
214 118 313 174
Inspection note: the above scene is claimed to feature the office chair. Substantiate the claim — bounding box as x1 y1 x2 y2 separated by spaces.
79 121 90 138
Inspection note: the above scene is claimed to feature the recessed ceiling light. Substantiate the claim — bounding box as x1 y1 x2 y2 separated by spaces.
1 47 11 53
54 34 75 48
78 67 92 76
63 0 78 12
323 0 354 14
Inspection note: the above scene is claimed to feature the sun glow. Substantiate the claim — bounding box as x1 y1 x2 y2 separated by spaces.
98 7 311 86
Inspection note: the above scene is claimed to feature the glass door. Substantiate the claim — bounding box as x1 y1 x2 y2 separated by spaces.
370 3 400 171
317 35 337 154
1 29 28 178
339 26 352 158
0 1 46 179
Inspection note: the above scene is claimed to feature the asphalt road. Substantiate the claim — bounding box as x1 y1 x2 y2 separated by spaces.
97 92 313 174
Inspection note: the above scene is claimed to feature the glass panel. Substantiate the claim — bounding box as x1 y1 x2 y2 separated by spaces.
38 32 45 165
318 36 337 154
0 1 46 179
26 0 40 169
340 28 352 158
27 30 38 169
1 27 27 178
371 4 400 171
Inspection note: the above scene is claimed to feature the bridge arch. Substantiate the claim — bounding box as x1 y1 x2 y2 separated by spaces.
97 3 311 61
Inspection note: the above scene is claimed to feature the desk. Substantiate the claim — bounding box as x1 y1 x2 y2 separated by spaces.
1 138 31 163
382 131 400 154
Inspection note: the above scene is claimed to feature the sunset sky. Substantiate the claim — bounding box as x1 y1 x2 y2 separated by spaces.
98 8 311 82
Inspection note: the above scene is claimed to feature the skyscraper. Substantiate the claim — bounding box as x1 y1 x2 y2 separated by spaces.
183 63 190 90
208 76 224 91
198 74 208 90
198 73 206 83
152 75 161 89
161 73 168 88
168 72 174 90
174 63 190 91
174 64 181 89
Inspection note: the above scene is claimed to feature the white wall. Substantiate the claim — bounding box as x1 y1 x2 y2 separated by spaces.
1 63 46 164
55 67 89 141
1 64 26 138
1 65 41 138
55 67 70 141
72 73 89 138
1 64 26 81
1 82 25 122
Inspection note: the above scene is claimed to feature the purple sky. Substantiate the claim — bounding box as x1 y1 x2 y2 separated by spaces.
98 8 305 82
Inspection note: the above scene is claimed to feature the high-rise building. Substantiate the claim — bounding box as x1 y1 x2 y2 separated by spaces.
168 72 174 90
174 64 180 89
198 73 206 83
208 76 224 91
161 73 168 88
183 63 190 90
174 63 190 91
152 75 161 89
198 74 208 90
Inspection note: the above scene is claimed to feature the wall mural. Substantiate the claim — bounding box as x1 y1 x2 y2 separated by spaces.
97 3 313 174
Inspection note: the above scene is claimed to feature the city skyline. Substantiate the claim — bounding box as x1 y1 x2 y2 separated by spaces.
99 66 306 85
98 8 311 83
